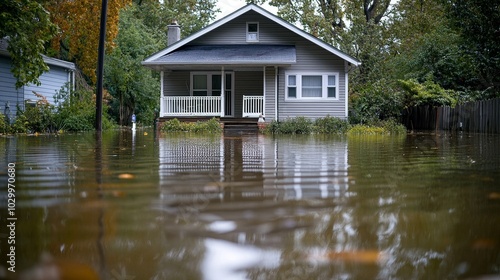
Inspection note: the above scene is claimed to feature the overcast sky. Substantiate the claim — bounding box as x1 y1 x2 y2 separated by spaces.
215 0 278 19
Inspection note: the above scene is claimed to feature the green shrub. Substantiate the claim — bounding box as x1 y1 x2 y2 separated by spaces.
11 111 28 133
54 85 115 132
349 79 404 124
0 113 7 134
161 118 222 133
398 79 457 107
271 117 312 134
23 103 56 133
380 119 407 134
313 115 350 134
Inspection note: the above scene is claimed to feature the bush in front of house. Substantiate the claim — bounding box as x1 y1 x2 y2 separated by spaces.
314 115 350 134
0 113 8 134
263 116 406 135
160 118 222 133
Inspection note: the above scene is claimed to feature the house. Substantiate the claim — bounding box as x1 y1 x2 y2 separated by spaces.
142 4 360 123
0 38 76 122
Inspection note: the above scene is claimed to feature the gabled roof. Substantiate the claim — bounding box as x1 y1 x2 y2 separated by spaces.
142 4 361 67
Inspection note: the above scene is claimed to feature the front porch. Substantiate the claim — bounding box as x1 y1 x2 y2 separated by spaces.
160 95 264 118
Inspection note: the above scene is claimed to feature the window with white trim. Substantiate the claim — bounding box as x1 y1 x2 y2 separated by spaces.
246 22 259 42
286 73 338 100
190 72 232 96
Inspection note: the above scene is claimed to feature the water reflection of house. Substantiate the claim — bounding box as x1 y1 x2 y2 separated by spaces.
158 135 349 201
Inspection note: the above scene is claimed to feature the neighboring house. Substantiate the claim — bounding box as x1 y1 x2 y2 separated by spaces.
0 38 76 122
142 4 361 122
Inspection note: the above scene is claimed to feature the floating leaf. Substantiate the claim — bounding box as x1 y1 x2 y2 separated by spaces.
118 173 134 179
307 250 386 263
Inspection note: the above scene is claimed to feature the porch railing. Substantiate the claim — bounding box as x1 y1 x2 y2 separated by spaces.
243 95 264 118
162 96 221 116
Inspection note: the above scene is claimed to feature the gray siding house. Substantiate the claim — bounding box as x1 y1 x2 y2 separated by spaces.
142 4 360 122
0 39 75 122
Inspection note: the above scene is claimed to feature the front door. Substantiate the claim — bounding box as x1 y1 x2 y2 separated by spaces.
212 73 233 117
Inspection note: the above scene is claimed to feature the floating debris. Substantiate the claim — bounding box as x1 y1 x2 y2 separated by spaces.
118 173 135 179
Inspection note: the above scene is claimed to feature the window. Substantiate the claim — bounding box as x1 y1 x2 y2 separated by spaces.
192 75 208 96
246 22 259 42
286 73 338 100
190 72 233 96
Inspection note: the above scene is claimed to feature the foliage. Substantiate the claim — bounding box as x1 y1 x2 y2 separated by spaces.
54 84 114 131
160 118 222 133
445 0 500 96
105 4 161 126
23 103 56 133
264 116 406 135
0 113 8 134
349 79 403 124
0 0 57 88
11 110 28 134
313 115 350 134
347 124 387 135
271 117 313 134
45 0 132 83
134 0 219 40
398 79 457 107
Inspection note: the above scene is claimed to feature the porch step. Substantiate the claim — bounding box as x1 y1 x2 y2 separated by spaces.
222 118 258 133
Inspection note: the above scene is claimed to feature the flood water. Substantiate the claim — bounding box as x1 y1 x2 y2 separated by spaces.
1 130 500 280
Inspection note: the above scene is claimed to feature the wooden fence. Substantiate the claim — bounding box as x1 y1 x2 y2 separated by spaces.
402 98 500 134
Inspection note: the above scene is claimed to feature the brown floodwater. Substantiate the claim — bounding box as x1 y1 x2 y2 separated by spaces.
1 130 500 280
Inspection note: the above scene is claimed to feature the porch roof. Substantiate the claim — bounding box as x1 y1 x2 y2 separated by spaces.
143 45 296 70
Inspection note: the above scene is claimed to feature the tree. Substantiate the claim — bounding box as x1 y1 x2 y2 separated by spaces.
105 4 161 125
445 0 500 96
0 0 57 88
105 1 218 125
45 0 131 84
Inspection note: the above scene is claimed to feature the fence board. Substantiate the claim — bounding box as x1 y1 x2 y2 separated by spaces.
401 98 500 134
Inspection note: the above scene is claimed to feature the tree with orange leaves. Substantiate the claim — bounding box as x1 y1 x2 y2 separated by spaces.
46 0 131 84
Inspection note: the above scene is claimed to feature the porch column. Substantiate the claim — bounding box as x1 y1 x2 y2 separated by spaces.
344 61 349 119
160 71 164 117
262 66 266 119
220 66 225 117
275 66 278 121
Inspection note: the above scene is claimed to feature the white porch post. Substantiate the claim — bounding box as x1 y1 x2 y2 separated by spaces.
274 66 278 121
262 66 266 119
160 71 164 117
220 66 225 117
344 61 349 119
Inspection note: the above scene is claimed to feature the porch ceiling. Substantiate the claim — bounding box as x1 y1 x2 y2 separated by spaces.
143 44 296 71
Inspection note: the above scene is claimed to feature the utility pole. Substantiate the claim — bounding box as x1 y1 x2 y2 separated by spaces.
95 0 108 132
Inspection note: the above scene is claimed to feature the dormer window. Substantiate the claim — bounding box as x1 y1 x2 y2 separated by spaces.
246 22 259 42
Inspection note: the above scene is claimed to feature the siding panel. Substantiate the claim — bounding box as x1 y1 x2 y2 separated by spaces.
23 65 69 104
0 56 23 119
163 71 190 96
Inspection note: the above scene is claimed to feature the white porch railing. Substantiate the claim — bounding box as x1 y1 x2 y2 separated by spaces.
162 96 221 116
243 95 264 118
